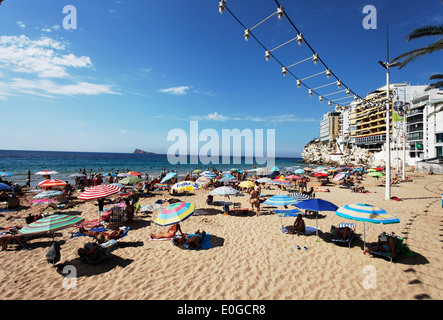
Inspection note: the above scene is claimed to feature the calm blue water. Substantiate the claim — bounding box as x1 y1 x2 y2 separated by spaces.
0 150 305 187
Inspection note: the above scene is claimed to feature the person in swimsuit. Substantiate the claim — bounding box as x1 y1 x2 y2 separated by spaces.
184 230 206 249
150 223 183 239
78 227 127 243
290 214 306 236
365 232 398 257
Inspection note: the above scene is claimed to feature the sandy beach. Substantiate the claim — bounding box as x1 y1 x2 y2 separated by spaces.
0 170 442 301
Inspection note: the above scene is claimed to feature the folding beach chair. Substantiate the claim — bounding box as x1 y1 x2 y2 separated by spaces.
108 204 126 229
331 223 356 249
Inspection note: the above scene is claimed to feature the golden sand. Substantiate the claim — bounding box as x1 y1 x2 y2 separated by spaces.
0 171 442 300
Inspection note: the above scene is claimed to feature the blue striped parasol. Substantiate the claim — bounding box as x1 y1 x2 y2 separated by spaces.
17 214 85 237
335 203 400 250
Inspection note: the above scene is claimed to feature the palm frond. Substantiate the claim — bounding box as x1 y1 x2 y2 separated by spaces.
393 39 443 69
429 74 443 80
407 25 443 41
425 81 443 91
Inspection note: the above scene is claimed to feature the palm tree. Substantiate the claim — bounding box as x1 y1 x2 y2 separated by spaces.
393 24 443 91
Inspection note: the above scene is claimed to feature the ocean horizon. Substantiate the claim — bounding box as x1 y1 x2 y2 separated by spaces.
0 149 305 187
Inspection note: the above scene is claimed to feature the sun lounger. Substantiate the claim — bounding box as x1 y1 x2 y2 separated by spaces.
79 239 118 265
368 233 403 263
331 223 356 249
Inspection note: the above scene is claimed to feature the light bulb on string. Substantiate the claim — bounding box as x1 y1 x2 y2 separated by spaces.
244 29 250 41
218 0 226 14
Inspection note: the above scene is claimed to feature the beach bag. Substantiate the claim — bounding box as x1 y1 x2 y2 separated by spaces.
46 242 61 265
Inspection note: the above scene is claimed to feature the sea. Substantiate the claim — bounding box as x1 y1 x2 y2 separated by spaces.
0 150 306 187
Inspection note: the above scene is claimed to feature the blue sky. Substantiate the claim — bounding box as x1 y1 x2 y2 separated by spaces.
0 0 442 157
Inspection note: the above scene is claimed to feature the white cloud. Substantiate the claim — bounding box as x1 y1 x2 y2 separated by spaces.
108 9 118 14
16 21 26 29
158 86 191 95
0 78 119 98
204 112 229 121
191 113 318 123
0 35 92 78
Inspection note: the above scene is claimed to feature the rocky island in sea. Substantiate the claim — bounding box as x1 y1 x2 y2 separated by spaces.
133 148 155 154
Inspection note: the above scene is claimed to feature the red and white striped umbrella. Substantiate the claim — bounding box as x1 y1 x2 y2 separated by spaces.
78 184 121 200
38 179 67 187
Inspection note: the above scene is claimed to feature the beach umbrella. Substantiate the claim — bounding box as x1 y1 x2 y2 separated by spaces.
161 172 177 183
129 172 143 176
78 184 121 200
218 177 235 185
38 179 67 188
210 186 238 196
195 176 212 186
0 182 12 191
110 183 125 189
0 172 13 177
201 171 217 178
222 173 236 180
333 173 346 181
303 167 312 171
294 169 305 174
289 192 311 201
154 183 169 190
171 181 199 192
210 186 238 207
285 175 302 181
313 172 328 177
35 170 58 176
270 166 279 172
17 214 85 237
33 190 63 199
295 199 339 239
274 207 302 228
119 176 143 185
263 194 298 207
256 177 271 183
268 179 291 186
117 173 130 177
368 172 384 181
368 168 376 172
193 169 202 174
335 203 400 250
239 181 255 189
154 201 195 226
69 173 86 178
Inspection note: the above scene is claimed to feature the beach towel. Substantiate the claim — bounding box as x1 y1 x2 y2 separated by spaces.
300 226 317 235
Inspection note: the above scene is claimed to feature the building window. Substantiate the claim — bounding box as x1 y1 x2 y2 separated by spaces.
436 133 443 143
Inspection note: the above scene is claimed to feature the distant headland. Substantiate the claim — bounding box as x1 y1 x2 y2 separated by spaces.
133 149 155 154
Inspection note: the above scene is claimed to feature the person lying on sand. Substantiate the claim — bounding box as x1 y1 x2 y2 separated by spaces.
79 226 126 243
183 230 206 249
150 223 183 240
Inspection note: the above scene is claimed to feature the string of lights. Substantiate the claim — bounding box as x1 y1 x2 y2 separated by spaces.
217 0 388 111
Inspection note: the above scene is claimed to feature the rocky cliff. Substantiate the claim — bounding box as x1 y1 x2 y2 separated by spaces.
301 140 374 166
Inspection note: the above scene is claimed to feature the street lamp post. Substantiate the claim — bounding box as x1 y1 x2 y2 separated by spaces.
378 22 400 200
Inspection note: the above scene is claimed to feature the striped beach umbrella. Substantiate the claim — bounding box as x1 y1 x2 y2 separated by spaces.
154 202 195 226
17 214 85 237
335 203 400 250
201 171 217 178
333 173 346 181
289 192 311 201
264 194 298 207
154 183 169 190
78 184 121 200
38 179 67 188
